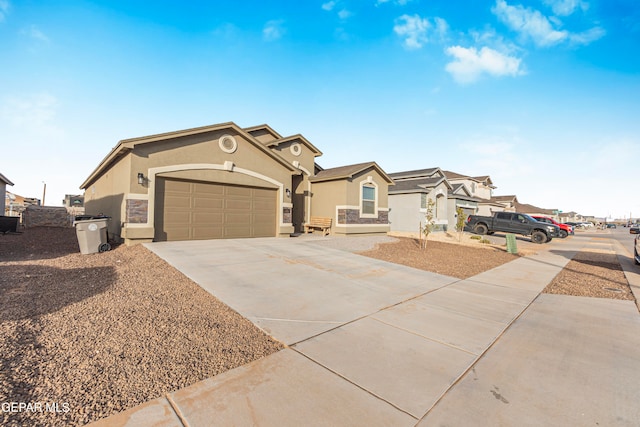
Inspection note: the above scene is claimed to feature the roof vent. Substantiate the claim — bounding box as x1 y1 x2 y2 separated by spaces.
219 135 238 154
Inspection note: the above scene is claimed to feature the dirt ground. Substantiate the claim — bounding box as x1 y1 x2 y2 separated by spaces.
360 234 635 301
0 228 283 427
0 227 634 426
359 237 520 279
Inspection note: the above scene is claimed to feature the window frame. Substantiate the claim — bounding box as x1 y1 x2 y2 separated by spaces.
359 178 378 218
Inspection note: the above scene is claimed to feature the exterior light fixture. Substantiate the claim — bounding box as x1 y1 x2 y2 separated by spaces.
285 188 291 198
137 173 145 185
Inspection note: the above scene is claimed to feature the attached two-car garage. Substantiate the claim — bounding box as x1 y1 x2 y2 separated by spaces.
154 178 277 241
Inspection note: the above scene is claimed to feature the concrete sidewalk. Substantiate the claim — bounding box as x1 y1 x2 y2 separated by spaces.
90 234 640 426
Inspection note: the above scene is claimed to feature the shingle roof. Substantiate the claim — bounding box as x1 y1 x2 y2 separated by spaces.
310 161 394 183
441 170 468 180
389 176 446 193
514 202 556 215
491 195 518 203
388 167 440 179
0 173 14 186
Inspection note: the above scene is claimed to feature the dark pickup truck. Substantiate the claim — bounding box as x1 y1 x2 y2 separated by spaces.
466 211 560 244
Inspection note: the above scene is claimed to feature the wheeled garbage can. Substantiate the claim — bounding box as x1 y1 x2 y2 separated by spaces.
75 217 111 254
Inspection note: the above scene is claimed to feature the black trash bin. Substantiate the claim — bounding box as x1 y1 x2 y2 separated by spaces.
0 216 19 233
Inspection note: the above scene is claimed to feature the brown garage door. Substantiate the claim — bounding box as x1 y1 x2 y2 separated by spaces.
155 178 277 241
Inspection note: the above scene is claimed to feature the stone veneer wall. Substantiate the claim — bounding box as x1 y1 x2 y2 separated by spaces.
126 199 148 223
283 207 292 224
337 209 389 225
23 206 73 228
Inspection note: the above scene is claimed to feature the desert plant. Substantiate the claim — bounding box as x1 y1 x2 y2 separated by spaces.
419 198 436 250
455 206 466 242
470 235 482 240
480 238 491 244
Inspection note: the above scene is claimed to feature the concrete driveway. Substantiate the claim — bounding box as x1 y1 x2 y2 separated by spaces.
92 233 640 426
144 236 459 345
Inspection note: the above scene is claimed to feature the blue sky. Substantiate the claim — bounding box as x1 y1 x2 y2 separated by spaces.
1 0 639 220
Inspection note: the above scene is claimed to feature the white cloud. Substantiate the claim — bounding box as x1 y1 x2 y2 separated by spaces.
445 45 523 84
0 0 9 22
394 14 448 49
492 0 568 47
0 92 65 140
322 1 336 11
569 26 605 45
22 25 50 43
376 0 414 5
263 20 285 41
337 9 352 20
542 0 588 16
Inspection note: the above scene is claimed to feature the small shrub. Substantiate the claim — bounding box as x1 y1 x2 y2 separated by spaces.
470 235 482 240
480 238 491 244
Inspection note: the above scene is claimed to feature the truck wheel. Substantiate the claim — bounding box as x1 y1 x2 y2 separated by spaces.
474 224 488 235
559 230 568 238
531 231 547 244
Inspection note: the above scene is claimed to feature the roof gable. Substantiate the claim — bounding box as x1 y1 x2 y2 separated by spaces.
242 124 283 143
389 176 451 194
81 122 297 189
389 167 442 180
310 161 394 184
265 134 323 156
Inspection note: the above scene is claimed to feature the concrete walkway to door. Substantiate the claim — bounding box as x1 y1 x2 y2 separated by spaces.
90 233 640 426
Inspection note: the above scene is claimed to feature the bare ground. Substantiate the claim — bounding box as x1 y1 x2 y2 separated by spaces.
542 250 635 300
0 227 634 426
0 228 283 427
359 236 521 279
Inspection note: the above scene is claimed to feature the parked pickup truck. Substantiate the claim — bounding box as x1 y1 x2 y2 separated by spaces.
466 211 560 244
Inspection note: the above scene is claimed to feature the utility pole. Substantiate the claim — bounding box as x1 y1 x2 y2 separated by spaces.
42 181 46 206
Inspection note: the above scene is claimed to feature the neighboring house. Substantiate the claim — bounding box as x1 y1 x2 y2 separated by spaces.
81 122 392 245
310 162 394 235
490 195 518 210
1 173 14 216
63 194 85 217
388 168 458 233
513 202 558 218
4 192 26 217
442 170 498 216
447 183 479 228
442 171 496 200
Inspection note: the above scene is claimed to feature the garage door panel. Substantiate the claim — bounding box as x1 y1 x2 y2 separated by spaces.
165 195 192 208
224 226 252 239
225 213 252 224
193 197 224 209
194 183 224 195
192 212 224 224
165 180 191 192
156 178 276 241
225 199 252 210
164 227 191 241
193 226 224 240
226 186 252 197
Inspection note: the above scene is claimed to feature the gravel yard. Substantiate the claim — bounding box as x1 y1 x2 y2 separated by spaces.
0 228 283 427
542 249 635 300
0 227 635 426
358 236 520 279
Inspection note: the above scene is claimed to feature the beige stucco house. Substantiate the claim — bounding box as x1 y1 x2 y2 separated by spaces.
81 122 392 245
1 173 14 215
310 162 394 235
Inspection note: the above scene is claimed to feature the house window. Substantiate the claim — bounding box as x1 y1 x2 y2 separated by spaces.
362 184 376 215
420 193 427 209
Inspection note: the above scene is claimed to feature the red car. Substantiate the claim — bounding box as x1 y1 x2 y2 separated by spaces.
532 216 573 238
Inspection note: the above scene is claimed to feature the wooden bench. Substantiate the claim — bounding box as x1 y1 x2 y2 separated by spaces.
304 216 332 236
